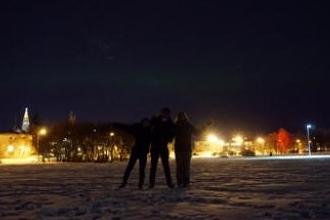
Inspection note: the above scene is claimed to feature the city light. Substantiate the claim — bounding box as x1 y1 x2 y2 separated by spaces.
7 145 15 153
197 133 226 157
38 128 47 136
233 135 244 146
110 132 115 137
256 137 265 144
0 156 39 164
306 124 312 156
207 134 219 143
194 151 216 158
218 139 225 146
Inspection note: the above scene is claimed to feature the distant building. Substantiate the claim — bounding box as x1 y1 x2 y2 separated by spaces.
0 132 34 159
194 140 225 157
0 108 36 160
68 111 77 125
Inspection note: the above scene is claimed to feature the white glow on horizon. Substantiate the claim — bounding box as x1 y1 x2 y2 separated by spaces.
193 151 217 158
7 145 15 153
232 135 244 146
207 134 219 143
256 137 265 144
0 155 40 165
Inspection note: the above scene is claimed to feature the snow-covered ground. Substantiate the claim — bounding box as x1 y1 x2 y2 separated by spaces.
1 157 330 220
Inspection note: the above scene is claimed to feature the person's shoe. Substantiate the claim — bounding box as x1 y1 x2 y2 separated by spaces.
167 183 175 189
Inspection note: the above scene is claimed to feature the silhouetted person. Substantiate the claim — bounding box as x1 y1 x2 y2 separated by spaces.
149 108 175 188
116 118 152 189
174 112 199 187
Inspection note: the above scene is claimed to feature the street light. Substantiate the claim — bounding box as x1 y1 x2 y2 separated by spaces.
206 133 225 155
37 127 48 157
233 135 244 146
306 124 312 156
7 145 15 153
256 137 265 145
38 128 47 136
207 134 219 143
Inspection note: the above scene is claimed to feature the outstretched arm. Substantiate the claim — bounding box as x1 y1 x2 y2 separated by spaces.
191 124 202 136
191 122 210 137
113 123 135 134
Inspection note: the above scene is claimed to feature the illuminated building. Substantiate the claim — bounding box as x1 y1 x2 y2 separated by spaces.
0 132 35 159
194 134 226 157
0 108 37 163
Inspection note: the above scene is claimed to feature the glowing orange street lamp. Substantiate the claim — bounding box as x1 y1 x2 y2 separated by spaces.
37 127 48 157
38 128 47 136
256 137 265 145
206 133 225 155
7 145 15 153
233 135 244 146
207 134 219 143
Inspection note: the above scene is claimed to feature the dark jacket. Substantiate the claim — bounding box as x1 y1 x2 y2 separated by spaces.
174 121 199 152
150 116 175 145
114 123 151 155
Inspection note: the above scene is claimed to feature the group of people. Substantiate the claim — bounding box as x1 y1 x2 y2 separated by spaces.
115 107 199 189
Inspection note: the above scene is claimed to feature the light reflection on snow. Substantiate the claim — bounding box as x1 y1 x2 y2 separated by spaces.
0 155 40 165
231 155 330 160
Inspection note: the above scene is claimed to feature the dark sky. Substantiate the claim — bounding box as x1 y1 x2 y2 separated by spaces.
0 1 329 132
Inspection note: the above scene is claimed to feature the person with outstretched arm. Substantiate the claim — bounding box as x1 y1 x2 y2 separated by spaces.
149 108 175 188
115 118 152 189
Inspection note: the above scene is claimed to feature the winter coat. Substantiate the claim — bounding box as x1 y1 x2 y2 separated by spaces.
174 121 199 152
150 116 175 146
114 123 151 155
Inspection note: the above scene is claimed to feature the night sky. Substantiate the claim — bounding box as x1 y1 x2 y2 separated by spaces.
1 1 329 132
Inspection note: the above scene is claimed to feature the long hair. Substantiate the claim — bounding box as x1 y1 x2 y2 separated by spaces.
175 112 190 124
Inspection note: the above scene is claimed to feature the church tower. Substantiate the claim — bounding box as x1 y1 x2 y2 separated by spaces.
22 107 30 132
68 111 76 125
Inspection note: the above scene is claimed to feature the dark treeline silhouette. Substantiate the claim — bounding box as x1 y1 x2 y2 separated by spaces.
40 121 134 162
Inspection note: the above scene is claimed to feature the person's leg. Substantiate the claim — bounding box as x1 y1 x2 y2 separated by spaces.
184 151 192 186
149 149 159 188
120 153 138 188
175 152 184 186
160 146 173 188
139 154 148 189
175 152 180 186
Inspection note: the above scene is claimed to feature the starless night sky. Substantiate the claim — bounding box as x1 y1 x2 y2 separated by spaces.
0 1 329 132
